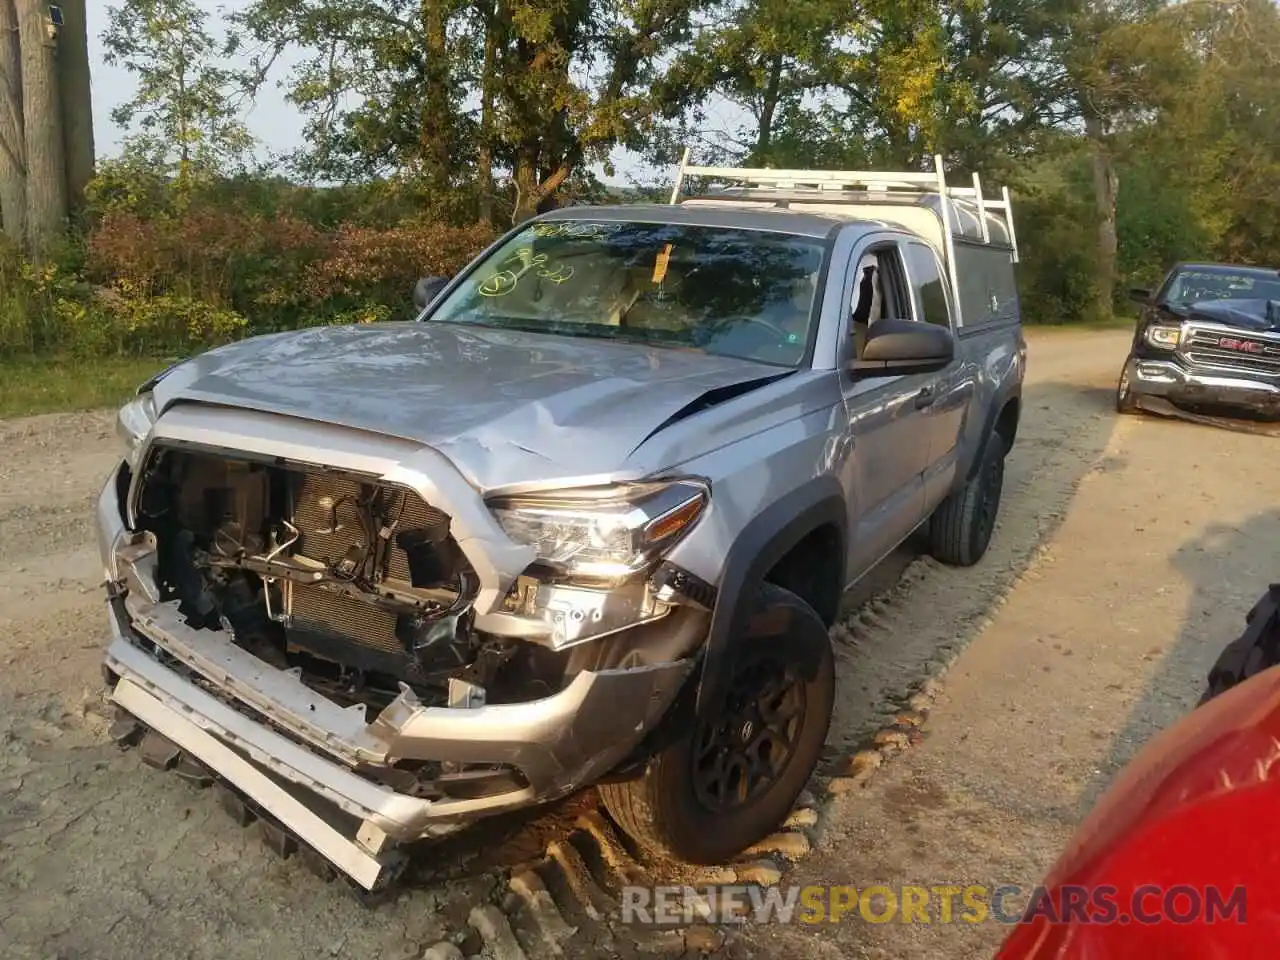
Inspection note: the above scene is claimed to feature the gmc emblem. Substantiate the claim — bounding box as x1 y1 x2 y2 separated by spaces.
1217 337 1267 353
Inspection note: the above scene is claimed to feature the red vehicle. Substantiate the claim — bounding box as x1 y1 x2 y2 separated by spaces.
997 585 1280 958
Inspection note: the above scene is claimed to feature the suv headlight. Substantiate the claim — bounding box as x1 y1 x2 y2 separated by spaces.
488 479 709 582
1145 325 1181 349
116 391 158 470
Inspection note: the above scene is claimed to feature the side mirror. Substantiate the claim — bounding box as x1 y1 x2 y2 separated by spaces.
1128 287 1153 305
413 275 451 312
851 319 954 377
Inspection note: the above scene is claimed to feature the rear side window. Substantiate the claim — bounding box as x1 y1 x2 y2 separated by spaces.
904 241 951 328
954 243 1019 327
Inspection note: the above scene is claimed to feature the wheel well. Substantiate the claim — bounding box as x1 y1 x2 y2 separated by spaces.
762 523 843 627
995 397 1020 453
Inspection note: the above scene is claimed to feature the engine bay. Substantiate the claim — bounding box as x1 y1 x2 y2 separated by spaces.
132 446 553 712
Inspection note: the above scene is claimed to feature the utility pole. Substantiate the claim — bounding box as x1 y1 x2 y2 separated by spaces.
0 0 26 244
57 0 92 215
8 1 90 259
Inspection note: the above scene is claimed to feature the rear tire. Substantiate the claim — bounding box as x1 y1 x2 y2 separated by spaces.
1116 364 1139 414
929 435 1006 567
599 582 835 864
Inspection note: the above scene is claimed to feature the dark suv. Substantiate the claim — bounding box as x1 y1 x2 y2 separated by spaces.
1117 262 1280 420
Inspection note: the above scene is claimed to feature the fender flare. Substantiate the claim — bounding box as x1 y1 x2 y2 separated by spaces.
693 476 847 721
965 384 1021 481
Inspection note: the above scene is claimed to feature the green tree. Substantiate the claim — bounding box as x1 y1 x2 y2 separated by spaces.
234 0 709 223
1038 0 1197 319
102 0 255 192
1184 0 1280 264
655 0 844 165
658 0 1070 176
231 0 470 199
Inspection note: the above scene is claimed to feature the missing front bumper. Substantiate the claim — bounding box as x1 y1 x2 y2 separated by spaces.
103 596 694 888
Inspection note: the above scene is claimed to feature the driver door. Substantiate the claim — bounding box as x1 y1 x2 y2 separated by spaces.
837 239 932 580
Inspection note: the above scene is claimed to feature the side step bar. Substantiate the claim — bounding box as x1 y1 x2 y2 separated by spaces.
111 678 393 890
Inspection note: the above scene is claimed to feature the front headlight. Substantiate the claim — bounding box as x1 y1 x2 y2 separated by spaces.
1145 324 1181 349
116 391 158 470
488 479 709 582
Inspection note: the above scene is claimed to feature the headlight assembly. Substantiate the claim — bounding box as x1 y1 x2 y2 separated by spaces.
488 479 709 582
1145 324 1181 349
116 391 158 470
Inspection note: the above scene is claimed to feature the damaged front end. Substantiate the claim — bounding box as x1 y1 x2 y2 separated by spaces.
1126 297 1280 428
97 401 711 890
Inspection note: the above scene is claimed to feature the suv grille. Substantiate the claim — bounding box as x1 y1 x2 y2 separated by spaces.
1182 327 1280 377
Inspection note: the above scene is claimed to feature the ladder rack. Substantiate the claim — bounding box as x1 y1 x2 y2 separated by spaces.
667 147 1020 266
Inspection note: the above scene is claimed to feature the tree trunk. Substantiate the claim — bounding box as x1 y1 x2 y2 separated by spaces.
511 149 575 225
1085 110 1119 323
17 0 65 259
0 0 26 245
512 150 541 225
753 53 783 163
56 0 93 216
477 0 498 223
419 0 452 193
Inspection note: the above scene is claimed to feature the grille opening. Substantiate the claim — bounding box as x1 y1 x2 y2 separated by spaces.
135 445 485 710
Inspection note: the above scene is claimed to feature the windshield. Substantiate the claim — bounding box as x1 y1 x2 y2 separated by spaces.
1163 267 1280 305
426 219 828 367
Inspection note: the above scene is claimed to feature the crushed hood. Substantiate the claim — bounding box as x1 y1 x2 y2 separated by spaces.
1165 298 1280 333
150 322 790 490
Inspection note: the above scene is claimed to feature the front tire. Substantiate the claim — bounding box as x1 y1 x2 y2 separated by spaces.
929 434 1006 567
599 582 835 864
1116 364 1139 414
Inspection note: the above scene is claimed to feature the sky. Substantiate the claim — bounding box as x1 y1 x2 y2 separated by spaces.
82 1 738 189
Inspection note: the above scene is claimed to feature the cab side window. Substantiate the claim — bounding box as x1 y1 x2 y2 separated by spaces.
904 241 951 328
851 245 912 357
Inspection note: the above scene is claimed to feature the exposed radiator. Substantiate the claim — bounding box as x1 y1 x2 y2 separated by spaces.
289 583 403 657
290 473 450 584
284 472 455 672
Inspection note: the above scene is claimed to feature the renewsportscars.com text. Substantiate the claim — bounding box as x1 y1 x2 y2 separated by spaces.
619 883 1248 927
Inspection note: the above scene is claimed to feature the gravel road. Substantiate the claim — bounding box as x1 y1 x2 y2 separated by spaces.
2 328 1274 960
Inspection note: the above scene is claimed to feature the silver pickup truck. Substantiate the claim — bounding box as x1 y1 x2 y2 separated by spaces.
95 157 1026 891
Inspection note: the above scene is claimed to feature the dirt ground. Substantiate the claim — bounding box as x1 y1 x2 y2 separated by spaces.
2 328 1276 959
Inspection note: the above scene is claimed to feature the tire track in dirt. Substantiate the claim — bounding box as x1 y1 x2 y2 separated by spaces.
0 331 1129 960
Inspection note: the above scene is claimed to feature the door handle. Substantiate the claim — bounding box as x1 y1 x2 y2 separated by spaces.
914 387 936 409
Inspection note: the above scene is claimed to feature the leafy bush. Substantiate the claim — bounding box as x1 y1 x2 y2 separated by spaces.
1010 149 1104 325
6 142 1269 370
0 237 85 354
80 203 496 343
76 285 248 357
306 220 497 313
1 166 500 361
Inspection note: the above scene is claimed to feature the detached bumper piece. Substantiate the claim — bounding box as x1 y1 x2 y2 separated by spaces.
111 676 401 892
